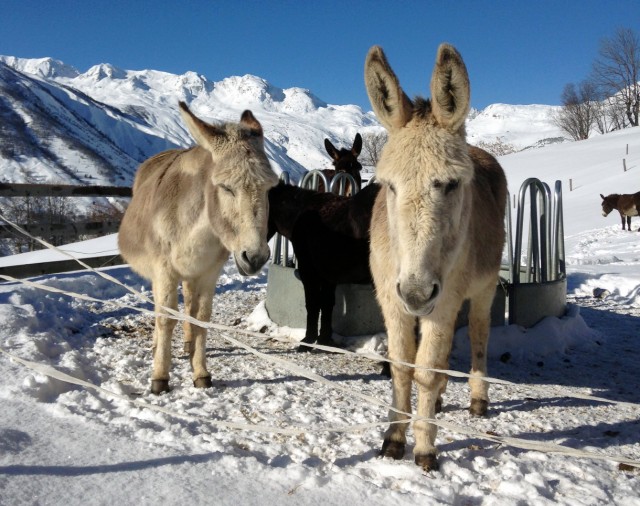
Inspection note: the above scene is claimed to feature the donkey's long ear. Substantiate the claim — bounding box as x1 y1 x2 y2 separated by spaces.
179 101 223 148
364 46 413 130
240 110 263 137
430 44 470 132
352 133 363 156
600 194 605 200
325 138 339 160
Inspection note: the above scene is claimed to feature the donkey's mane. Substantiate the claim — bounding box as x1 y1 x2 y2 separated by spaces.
412 97 432 118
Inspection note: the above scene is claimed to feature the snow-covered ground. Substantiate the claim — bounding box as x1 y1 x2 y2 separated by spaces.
1 126 639 504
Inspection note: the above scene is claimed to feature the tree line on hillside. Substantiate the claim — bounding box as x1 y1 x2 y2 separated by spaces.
0 194 124 256
555 27 640 141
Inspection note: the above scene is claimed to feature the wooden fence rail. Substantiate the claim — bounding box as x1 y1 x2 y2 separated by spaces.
0 183 132 198
0 220 122 240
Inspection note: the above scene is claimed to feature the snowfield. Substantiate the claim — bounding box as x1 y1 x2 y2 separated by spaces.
0 57 639 505
0 231 639 505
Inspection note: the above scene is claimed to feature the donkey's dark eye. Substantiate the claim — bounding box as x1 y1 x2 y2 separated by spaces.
219 184 235 196
445 180 459 194
387 182 397 195
433 179 459 195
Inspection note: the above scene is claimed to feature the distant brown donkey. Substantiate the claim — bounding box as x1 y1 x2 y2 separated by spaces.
317 133 363 194
119 102 278 394
600 192 640 231
365 44 507 471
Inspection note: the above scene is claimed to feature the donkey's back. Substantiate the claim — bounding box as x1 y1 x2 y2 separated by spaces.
119 146 217 281
467 145 508 278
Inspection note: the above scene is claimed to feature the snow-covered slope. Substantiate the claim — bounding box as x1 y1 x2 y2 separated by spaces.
467 103 565 151
0 55 566 189
0 61 177 185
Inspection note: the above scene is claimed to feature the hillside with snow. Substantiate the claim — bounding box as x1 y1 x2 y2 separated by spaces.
0 55 566 190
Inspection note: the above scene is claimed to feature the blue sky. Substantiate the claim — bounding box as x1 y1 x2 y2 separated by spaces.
1 0 639 111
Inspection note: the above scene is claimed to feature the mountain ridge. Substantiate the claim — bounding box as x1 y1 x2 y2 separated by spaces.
0 55 566 188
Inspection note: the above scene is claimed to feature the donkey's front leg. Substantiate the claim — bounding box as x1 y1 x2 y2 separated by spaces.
379 304 417 460
317 282 337 346
413 316 456 471
151 273 178 395
184 268 222 388
299 276 321 351
467 288 494 416
182 281 193 355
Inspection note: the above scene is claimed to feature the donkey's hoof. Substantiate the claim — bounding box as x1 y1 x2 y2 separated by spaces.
379 439 405 460
193 376 213 389
415 453 439 472
296 343 314 353
435 398 443 414
470 398 489 417
183 341 192 355
151 379 170 395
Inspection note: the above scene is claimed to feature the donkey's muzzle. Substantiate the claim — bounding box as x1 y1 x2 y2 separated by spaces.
396 279 440 316
235 249 270 276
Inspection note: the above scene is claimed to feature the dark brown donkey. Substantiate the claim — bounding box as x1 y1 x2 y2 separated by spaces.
601 192 640 231
317 133 363 194
268 181 379 350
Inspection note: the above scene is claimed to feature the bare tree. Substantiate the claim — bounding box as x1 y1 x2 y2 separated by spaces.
591 27 640 127
593 95 627 133
475 137 518 156
360 131 388 168
1 193 78 253
554 82 599 140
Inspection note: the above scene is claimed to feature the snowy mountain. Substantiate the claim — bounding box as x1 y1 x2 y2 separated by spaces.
0 55 566 188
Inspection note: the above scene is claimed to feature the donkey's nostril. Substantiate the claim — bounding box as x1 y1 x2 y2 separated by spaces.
429 282 440 302
396 279 441 316
240 249 270 275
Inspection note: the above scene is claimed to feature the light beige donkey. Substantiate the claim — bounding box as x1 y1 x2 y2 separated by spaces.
364 44 507 471
118 102 278 394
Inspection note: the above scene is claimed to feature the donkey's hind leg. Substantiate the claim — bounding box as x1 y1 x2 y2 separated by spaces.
151 270 179 394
